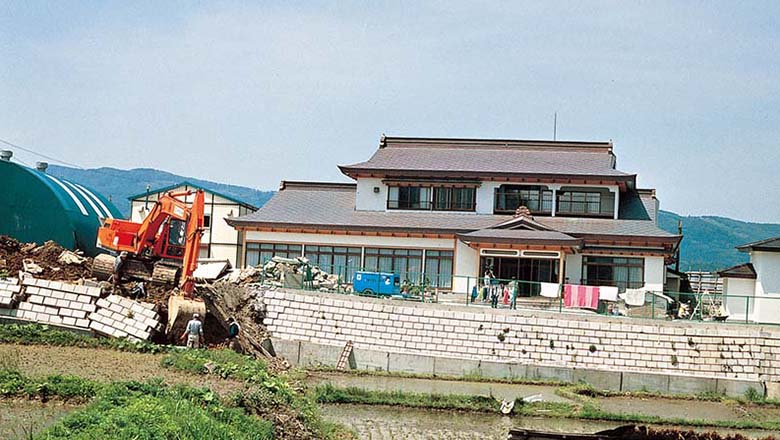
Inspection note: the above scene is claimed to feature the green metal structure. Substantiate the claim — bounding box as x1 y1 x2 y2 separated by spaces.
0 159 123 256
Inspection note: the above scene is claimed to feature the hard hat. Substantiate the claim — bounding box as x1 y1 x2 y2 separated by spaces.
193 313 200 318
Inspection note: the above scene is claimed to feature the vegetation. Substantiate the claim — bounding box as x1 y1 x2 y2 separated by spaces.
314 383 503 412
659 210 780 271
0 323 171 354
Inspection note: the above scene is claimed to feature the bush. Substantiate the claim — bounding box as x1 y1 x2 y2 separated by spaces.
40 383 274 440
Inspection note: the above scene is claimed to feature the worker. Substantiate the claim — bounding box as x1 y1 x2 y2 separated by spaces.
180 313 204 349
227 317 241 352
112 251 128 288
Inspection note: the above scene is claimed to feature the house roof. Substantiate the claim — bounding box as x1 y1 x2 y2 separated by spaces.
228 182 680 245
736 237 780 253
127 180 257 209
339 136 635 183
717 263 757 279
456 229 582 247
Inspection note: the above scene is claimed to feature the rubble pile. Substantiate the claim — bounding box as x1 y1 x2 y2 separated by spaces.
90 295 162 341
0 236 93 281
228 256 342 291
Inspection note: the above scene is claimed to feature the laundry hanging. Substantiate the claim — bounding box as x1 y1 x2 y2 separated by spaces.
599 286 619 302
539 282 561 298
563 284 600 310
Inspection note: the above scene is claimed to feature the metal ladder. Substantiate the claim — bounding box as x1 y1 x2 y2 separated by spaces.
336 340 353 370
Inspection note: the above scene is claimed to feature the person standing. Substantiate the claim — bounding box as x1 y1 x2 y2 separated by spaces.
180 313 204 349
112 251 128 288
227 317 242 352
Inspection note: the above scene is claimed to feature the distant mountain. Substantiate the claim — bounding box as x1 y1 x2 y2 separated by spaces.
47 165 274 217
659 211 780 272
46 164 778 272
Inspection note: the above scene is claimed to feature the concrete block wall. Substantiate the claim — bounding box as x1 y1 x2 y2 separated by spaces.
89 295 161 341
0 278 21 308
0 277 160 341
263 289 780 387
13 278 101 329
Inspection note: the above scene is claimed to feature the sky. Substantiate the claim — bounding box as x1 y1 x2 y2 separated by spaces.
1 1 778 222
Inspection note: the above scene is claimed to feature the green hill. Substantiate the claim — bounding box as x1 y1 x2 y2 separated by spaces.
46 164 778 272
658 211 780 272
47 165 274 217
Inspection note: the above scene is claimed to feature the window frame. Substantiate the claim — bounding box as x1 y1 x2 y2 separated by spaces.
581 256 644 292
387 185 475 212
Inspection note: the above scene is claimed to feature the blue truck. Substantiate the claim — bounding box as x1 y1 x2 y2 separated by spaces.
352 271 401 296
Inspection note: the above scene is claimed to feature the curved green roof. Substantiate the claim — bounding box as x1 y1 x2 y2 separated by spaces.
0 160 123 256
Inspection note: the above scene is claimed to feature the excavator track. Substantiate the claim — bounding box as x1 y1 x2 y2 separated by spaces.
91 254 116 281
152 264 180 285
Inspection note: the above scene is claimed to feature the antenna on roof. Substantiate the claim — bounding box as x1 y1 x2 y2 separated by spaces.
553 112 557 141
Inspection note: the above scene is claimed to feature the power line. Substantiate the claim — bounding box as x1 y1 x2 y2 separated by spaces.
0 138 85 169
0 137 146 186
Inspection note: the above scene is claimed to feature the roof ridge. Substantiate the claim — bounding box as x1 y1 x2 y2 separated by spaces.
380 136 613 153
279 180 356 191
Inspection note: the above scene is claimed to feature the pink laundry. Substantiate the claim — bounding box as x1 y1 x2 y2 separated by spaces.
564 284 600 310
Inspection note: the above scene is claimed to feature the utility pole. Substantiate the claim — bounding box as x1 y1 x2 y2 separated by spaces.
553 112 557 141
675 219 683 272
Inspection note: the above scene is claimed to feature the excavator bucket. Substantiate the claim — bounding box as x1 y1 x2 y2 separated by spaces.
167 293 206 341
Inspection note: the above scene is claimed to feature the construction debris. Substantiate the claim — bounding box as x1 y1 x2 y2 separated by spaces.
58 250 87 265
14 278 100 329
0 236 93 281
227 256 343 291
90 295 162 341
193 259 232 281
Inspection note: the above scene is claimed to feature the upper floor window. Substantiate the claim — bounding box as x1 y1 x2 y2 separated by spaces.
556 189 614 217
388 186 475 211
494 185 552 215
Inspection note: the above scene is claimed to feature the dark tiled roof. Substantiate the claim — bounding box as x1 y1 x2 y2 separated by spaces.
457 229 581 246
737 237 780 253
618 189 657 221
229 183 679 240
339 136 634 179
717 263 757 279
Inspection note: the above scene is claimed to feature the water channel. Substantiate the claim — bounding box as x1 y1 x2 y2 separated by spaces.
309 372 779 440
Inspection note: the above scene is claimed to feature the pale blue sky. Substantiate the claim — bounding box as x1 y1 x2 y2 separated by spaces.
2 1 778 221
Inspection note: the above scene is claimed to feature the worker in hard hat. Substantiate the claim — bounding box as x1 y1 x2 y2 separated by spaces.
181 313 204 349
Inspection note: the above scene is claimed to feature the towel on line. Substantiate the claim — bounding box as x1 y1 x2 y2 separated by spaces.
564 284 600 310
539 282 560 298
623 288 646 306
599 286 619 302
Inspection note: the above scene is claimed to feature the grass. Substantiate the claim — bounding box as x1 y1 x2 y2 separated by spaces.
313 383 503 412
559 382 780 407
0 323 171 354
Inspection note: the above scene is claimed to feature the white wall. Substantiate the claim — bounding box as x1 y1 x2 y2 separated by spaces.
565 254 583 284
452 240 479 294
355 178 387 211
643 256 665 292
753 251 780 296
475 182 500 214
723 277 756 321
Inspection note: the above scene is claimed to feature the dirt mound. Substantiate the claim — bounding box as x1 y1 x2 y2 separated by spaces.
0 236 93 281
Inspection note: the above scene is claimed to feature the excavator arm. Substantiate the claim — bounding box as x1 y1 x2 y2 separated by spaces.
179 190 205 296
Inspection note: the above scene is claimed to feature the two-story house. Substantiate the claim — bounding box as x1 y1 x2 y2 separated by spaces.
228 136 681 294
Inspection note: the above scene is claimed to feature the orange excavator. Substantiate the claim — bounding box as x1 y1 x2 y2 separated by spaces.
91 189 207 334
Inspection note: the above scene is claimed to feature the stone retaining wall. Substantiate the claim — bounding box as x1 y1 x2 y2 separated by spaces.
263 289 780 396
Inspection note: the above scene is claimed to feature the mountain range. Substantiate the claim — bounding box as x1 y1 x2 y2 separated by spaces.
48 165 779 272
